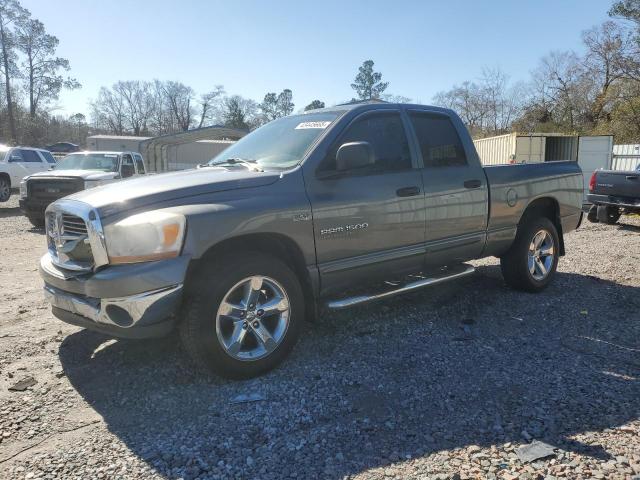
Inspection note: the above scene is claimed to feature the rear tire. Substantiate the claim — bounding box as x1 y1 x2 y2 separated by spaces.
0 177 10 202
500 217 560 293
180 252 304 379
597 205 620 224
27 215 45 228
587 205 598 223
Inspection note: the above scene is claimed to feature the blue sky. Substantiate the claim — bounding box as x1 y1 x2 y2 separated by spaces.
24 0 613 117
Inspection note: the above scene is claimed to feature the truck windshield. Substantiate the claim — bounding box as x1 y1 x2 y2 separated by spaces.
55 153 119 172
208 112 340 170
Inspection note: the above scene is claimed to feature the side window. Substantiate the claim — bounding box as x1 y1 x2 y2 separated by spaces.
408 112 468 167
41 151 56 164
8 150 23 162
321 112 412 173
120 154 135 178
134 154 145 174
20 149 42 163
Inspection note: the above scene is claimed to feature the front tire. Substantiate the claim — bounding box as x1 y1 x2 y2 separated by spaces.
500 217 560 293
180 252 304 379
0 177 10 202
597 205 620 224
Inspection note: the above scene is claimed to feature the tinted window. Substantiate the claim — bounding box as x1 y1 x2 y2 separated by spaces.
134 154 145 173
20 149 42 163
409 112 467 167
8 150 23 162
42 151 56 164
323 112 411 173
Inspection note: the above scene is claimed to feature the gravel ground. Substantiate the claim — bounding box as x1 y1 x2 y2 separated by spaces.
0 193 639 480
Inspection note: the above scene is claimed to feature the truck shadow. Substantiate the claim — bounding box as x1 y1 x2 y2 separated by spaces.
58 267 639 478
0 205 22 219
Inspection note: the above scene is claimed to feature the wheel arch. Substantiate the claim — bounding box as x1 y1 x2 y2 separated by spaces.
184 232 318 320
519 196 565 256
0 171 10 186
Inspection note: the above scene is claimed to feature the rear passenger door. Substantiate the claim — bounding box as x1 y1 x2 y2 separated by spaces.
406 110 488 266
21 149 48 174
306 110 426 292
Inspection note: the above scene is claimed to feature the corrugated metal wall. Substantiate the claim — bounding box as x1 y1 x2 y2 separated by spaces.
473 134 515 165
612 144 640 171
167 140 234 171
545 137 578 161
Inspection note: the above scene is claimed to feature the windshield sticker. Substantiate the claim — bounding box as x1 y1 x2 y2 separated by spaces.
295 121 331 130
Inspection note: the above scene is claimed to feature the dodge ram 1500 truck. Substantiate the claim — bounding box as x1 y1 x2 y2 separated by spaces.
20 151 146 227
586 165 640 224
39 102 583 378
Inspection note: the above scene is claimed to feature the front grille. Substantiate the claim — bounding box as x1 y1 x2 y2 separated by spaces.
28 178 84 202
62 214 88 236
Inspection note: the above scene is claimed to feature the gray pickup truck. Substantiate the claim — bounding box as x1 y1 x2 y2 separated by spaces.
586 165 640 224
39 102 583 378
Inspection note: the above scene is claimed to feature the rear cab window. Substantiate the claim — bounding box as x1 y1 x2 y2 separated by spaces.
408 111 468 168
41 151 57 164
134 154 145 174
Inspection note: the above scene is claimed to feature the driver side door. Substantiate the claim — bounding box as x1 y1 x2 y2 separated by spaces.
305 110 426 294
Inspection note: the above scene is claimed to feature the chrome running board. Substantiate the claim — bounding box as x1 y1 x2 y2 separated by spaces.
326 264 475 310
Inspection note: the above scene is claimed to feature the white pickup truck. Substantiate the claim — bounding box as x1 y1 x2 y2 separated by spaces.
19 151 147 226
0 145 57 202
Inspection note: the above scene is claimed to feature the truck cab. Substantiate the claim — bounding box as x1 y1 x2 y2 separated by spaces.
0 146 57 202
19 151 146 227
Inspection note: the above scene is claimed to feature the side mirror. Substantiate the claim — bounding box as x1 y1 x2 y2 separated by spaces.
336 141 375 171
121 164 135 178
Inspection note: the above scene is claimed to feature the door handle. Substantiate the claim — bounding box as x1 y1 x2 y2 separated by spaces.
463 179 482 189
626 175 638 180
396 186 421 197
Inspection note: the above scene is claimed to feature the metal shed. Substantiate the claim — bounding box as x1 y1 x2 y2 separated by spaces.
140 126 246 172
86 135 152 153
473 133 582 165
612 144 640 171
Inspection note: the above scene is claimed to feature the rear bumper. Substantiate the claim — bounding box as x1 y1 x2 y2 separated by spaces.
587 193 640 210
40 253 190 338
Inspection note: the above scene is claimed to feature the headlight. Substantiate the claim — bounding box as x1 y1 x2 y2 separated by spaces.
104 211 186 264
19 180 27 198
84 180 105 189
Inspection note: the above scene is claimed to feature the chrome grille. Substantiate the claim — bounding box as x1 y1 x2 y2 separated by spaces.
62 214 88 236
45 200 108 272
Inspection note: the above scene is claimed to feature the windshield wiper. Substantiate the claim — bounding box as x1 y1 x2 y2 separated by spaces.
205 157 264 172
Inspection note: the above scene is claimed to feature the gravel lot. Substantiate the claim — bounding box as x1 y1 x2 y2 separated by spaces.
0 194 639 480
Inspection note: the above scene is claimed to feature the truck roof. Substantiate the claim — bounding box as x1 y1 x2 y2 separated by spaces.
303 100 455 117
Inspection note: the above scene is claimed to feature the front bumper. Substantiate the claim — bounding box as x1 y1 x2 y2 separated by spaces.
19 198 50 217
40 253 190 338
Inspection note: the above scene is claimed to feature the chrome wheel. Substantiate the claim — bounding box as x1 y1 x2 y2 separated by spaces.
0 179 10 202
215 276 290 361
528 229 555 281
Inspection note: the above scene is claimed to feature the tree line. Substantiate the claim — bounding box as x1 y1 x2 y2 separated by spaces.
2 0 640 146
434 0 640 142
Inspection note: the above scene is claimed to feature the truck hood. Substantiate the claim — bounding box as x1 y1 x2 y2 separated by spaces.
28 169 119 181
65 167 282 216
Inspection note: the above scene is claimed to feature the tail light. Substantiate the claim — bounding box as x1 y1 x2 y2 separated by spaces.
589 171 597 192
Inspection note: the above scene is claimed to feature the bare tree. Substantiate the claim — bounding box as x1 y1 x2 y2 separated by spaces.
16 18 79 118
197 85 225 128
162 81 194 131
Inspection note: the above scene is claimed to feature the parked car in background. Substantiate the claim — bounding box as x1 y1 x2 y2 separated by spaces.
39 102 584 379
586 165 640 224
0 146 57 202
45 142 80 153
19 151 146 227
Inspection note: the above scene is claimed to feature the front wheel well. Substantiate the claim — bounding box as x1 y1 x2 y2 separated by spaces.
0 172 10 186
519 197 565 256
184 233 317 320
